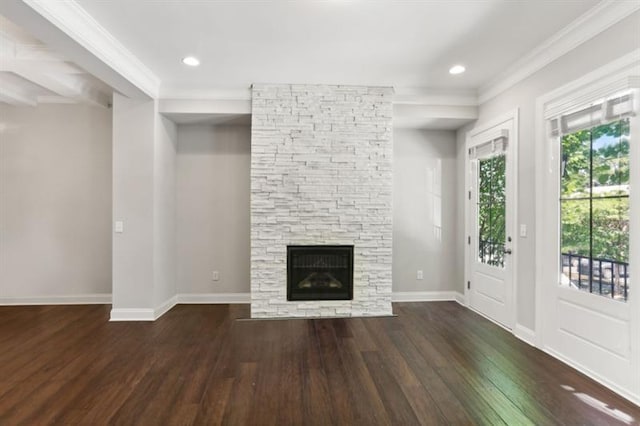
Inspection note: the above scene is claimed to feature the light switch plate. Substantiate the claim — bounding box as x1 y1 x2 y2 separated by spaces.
520 224 527 238
114 221 124 233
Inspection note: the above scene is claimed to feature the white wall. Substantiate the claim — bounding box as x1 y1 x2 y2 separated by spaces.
0 104 112 300
176 123 459 298
153 115 177 307
456 11 640 330
112 95 156 310
111 95 178 317
455 126 468 295
393 129 458 293
176 124 250 294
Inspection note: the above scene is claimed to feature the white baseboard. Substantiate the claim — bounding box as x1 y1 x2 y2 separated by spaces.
392 291 464 302
542 346 640 407
110 308 155 321
465 304 514 335
0 294 112 305
110 295 179 321
454 291 466 306
109 293 248 321
154 295 178 319
177 293 250 304
514 323 536 347
181 292 467 305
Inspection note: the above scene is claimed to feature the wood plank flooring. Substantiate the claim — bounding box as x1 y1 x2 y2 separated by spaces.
0 302 638 425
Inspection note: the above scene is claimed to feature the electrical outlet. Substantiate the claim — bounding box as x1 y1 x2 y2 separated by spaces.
417 270 424 280
212 271 220 281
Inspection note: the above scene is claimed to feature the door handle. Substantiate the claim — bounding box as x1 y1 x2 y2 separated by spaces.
503 248 512 255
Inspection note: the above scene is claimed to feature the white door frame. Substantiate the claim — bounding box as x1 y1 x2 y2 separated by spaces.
464 108 519 330
535 50 640 405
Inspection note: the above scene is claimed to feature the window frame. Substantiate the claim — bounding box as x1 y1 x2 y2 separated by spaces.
559 118 631 301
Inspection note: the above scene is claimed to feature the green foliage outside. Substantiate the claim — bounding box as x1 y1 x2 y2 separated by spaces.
475 118 630 272
560 118 630 264
478 154 506 267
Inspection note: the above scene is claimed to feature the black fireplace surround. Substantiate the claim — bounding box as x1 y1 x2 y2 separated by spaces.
287 245 354 301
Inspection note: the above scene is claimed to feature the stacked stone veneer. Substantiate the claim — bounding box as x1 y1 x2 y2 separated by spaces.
250 84 394 318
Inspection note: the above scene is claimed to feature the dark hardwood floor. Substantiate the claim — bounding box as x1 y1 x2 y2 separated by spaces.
0 302 638 425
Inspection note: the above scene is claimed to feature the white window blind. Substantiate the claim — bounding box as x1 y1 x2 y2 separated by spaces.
469 129 508 160
549 92 635 137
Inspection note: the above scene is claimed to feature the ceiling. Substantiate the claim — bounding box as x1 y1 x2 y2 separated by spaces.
0 14 111 107
74 0 599 97
2 0 627 130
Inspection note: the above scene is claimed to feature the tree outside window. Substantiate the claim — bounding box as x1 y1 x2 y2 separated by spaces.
560 118 630 301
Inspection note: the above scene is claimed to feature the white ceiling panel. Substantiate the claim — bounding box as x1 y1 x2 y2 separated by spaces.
74 0 599 96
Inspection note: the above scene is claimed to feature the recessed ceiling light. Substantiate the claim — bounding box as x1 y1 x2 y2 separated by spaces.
182 56 200 67
449 65 466 75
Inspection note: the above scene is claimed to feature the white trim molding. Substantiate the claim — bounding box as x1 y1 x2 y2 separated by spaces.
392 87 478 129
109 294 251 321
0 294 112 305
177 293 251 304
180 292 468 305
158 99 251 115
392 291 463 303
542 346 640 407
21 0 160 98
154 295 178 319
514 324 536 347
110 308 155 321
393 87 478 107
479 0 640 104
159 87 252 101
110 295 179 321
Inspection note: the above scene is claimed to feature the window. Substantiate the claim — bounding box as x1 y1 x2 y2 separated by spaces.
558 104 632 301
478 154 506 268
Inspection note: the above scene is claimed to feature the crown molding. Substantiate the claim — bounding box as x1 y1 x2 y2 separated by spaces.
478 0 640 105
22 0 160 98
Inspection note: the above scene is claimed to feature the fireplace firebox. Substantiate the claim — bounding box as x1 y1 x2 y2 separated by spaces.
287 245 354 301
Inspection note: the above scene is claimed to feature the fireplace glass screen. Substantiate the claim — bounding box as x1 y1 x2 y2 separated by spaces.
287 245 354 301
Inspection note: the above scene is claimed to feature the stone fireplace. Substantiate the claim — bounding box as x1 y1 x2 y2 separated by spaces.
250 83 393 318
